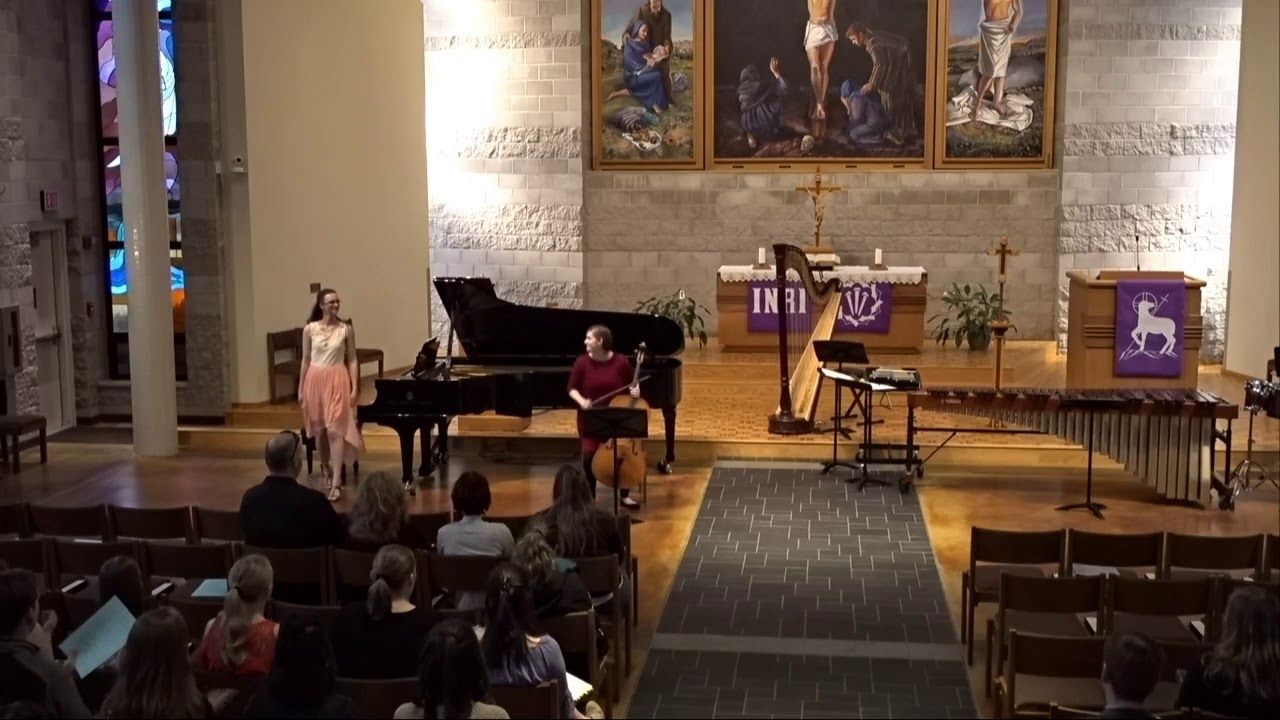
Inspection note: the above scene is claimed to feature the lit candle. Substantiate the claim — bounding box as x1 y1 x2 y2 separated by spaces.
874 248 883 266
758 247 766 265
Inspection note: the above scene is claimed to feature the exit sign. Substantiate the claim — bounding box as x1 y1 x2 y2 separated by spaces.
39 190 58 212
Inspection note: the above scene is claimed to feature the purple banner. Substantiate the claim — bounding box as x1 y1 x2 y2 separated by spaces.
747 280 893 334
1115 279 1185 378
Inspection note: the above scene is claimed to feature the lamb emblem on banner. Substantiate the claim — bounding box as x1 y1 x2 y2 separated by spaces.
1119 291 1177 360
839 282 884 329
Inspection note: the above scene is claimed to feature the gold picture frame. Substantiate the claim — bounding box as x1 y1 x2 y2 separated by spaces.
706 0 936 170
932 0 1059 168
591 0 705 170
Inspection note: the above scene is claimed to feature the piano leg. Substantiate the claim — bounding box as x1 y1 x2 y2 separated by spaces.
659 406 676 474
394 427 418 491
418 425 432 479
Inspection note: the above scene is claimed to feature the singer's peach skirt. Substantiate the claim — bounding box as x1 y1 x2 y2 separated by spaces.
300 363 364 457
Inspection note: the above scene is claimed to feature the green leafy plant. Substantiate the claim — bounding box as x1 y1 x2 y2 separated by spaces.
927 283 1015 351
634 290 710 349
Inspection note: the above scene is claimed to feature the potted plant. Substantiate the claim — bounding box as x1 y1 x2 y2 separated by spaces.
927 283 1014 351
634 289 710 350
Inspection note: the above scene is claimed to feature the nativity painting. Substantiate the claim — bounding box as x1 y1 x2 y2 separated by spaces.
593 0 702 168
710 0 930 163
936 0 1058 166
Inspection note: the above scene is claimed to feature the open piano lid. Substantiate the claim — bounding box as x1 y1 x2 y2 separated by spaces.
434 276 685 363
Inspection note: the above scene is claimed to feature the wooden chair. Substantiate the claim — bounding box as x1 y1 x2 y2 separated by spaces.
1264 534 1279 582
489 515 532 541
267 328 304 403
1148 641 1213 711
572 555 625 698
142 540 234 583
50 538 141 585
27 504 110 540
406 512 452 551
1065 529 1164 578
167 596 226 642
193 508 244 542
335 676 418 720
544 610 612 718
1105 576 1215 643
997 631 1105 718
986 574 1103 697
963 527 1066 664
0 414 47 472
489 680 562 719
193 667 265 719
619 516 639 629
0 501 30 537
0 538 50 588
1162 533 1265 580
108 505 195 543
239 544 335 605
268 600 341 629
331 547 381 605
419 552 505 614
1048 704 1100 719
348 320 385 379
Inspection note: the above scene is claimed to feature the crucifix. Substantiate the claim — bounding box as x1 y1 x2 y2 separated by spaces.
985 236 1020 390
796 167 842 255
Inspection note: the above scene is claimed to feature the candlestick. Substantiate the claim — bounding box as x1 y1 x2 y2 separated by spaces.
758 247 766 265
874 248 882 266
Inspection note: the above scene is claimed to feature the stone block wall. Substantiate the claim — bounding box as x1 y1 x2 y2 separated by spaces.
424 0 587 340
1057 0 1241 358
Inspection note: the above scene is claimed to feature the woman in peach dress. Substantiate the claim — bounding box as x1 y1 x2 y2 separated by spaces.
299 288 364 502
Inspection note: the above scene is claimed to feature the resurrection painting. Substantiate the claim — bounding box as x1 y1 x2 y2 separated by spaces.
936 0 1058 166
593 0 703 168
710 0 930 163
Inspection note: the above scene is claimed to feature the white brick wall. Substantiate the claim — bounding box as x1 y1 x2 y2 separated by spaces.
1058 0 1241 359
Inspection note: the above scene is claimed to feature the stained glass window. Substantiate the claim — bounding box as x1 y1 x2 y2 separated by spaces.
94 0 184 379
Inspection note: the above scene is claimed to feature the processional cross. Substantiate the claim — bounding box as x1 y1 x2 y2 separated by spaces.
796 167 842 254
985 236 1021 390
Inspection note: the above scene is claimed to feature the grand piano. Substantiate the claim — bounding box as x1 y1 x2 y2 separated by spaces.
357 277 685 486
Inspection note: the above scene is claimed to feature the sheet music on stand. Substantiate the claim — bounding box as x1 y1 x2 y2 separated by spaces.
819 367 896 393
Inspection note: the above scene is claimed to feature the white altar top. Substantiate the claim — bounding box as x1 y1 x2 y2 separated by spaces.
717 265 927 285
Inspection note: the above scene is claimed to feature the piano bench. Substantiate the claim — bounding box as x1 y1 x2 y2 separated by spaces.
357 348 384 378
300 427 359 480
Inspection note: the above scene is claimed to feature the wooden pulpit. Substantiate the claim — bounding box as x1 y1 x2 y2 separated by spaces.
1065 270 1206 389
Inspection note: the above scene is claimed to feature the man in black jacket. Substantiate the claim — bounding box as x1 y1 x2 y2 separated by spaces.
239 431 344 549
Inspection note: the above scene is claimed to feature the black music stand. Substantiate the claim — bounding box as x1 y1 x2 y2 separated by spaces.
818 368 892 492
582 407 649 518
1055 411 1107 520
814 340 870 438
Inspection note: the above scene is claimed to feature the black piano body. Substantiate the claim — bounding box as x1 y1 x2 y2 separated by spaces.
357 277 685 484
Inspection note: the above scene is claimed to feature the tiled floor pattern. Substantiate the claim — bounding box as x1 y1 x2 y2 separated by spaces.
626 461 977 719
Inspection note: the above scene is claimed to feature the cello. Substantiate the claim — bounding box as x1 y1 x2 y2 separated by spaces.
590 343 650 495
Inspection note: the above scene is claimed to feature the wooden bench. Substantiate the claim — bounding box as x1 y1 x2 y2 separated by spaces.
0 415 47 472
267 326 385 404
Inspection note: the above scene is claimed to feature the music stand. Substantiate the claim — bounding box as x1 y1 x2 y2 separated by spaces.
814 340 870 437
582 407 649 517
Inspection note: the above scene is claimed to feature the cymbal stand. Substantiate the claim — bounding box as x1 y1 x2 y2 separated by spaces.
1229 405 1276 494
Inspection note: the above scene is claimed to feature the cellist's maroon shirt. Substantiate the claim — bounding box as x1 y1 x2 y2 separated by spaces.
567 351 634 453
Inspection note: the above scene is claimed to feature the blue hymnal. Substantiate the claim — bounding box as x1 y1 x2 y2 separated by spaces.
191 578 228 598
58 597 135 678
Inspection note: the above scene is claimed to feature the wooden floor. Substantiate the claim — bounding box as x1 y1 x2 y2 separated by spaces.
9 437 1279 717
223 342 1279 466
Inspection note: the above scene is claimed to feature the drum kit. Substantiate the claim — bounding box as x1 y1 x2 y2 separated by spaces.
1224 376 1280 506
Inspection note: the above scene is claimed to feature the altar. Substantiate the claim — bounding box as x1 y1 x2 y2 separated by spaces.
715 264 929 353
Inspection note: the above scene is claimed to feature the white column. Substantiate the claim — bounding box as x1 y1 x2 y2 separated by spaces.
113 0 178 456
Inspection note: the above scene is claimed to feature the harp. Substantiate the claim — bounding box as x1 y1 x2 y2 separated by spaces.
768 243 843 435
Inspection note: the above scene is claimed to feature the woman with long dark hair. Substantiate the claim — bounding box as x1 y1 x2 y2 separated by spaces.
394 619 509 719
478 564 601 719
1176 585 1280 717
100 607 209 719
299 287 364 502
245 616 352 719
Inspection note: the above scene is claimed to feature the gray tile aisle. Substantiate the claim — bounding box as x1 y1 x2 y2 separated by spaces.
626 463 977 719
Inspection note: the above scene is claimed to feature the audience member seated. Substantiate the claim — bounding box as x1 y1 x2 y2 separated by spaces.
530 465 629 615
98 556 151 617
477 564 602 720
343 471 428 551
438 472 515 611
331 544 438 679
512 530 592 623
244 616 353 719
1100 632 1164 719
1176 585 1280 718
195 555 279 676
100 606 211 719
393 618 510 720
0 569 90 718
240 431 344 549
